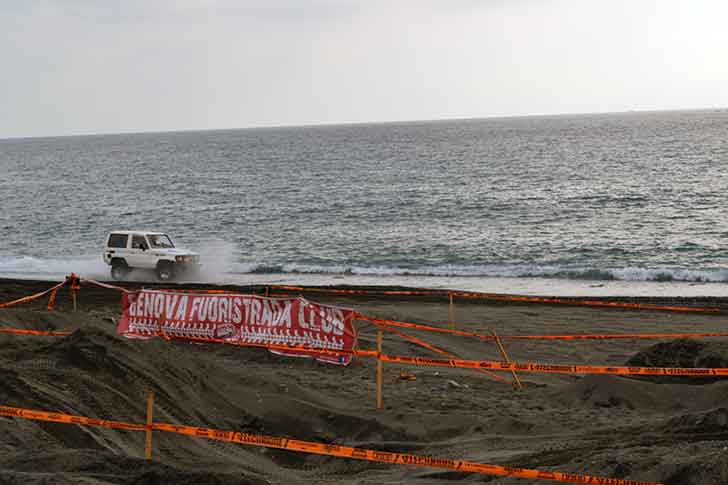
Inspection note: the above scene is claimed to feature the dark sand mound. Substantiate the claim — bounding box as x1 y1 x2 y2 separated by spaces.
655 444 728 485
2 325 418 437
0 448 266 485
660 407 728 435
0 321 427 480
626 339 728 384
544 374 689 411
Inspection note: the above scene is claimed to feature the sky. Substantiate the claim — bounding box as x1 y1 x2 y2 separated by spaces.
1 0 727 138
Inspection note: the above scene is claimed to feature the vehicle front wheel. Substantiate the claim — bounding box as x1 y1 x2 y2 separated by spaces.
110 260 129 281
156 262 175 281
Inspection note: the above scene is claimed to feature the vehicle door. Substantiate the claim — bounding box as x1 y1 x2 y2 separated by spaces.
127 234 154 268
105 233 130 264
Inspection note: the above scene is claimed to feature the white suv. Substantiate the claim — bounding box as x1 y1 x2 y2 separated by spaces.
103 231 200 281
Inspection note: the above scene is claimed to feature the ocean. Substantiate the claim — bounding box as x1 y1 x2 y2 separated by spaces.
1 109 727 296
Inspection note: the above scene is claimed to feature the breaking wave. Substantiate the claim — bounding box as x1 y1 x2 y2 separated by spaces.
2 256 728 284
239 262 728 283
0 256 109 279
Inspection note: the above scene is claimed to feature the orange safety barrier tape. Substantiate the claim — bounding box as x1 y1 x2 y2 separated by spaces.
448 291 721 314
0 404 663 485
47 284 61 311
357 313 497 340
5 322 726 379
272 285 721 314
376 354 728 376
271 285 449 297
81 278 132 293
0 317 365 360
0 404 145 431
0 327 71 337
0 281 67 310
63 277 721 315
141 330 728 378
505 332 728 341
154 288 237 294
154 422 663 485
357 314 728 342
374 322 512 385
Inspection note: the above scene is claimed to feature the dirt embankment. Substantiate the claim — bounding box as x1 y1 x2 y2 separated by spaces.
2 278 728 484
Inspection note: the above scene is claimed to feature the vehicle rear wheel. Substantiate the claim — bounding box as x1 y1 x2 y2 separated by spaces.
110 260 129 281
156 262 175 281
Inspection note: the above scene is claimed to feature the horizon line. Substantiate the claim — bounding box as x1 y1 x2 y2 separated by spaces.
2 105 726 142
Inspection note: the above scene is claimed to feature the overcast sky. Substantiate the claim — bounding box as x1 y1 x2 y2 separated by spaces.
1 0 727 138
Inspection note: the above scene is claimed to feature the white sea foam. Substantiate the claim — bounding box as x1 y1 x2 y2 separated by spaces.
194 239 239 282
232 261 728 283
2 255 727 284
0 255 109 279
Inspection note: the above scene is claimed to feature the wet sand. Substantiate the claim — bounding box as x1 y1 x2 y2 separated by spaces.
2 278 728 484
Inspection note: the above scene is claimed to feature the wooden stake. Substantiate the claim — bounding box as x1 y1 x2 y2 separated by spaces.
492 329 522 390
448 293 454 329
145 390 155 459
376 330 383 409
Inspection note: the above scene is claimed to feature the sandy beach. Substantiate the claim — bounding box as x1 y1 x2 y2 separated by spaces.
2 278 728 484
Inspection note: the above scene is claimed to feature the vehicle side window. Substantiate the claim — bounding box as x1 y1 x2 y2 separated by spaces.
108 234 128 249
132 235 149 250
149 234 174 248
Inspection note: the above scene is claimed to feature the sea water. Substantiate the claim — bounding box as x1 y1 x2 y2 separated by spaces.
1 109 727 296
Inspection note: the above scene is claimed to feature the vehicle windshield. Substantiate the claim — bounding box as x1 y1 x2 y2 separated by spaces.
148 234 175 249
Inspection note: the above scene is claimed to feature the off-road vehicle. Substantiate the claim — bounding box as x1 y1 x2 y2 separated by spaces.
103 231 200 281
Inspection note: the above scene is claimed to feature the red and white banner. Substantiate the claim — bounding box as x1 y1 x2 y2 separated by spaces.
117 290 357 365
